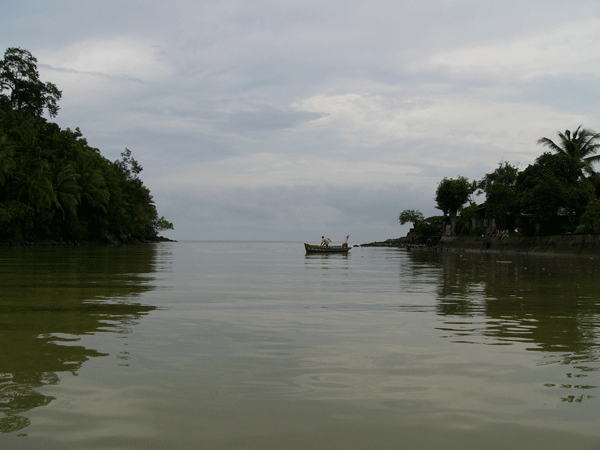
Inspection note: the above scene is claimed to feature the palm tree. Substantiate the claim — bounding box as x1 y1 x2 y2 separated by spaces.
537 126 600 176
16 160 55 212
52 164 80 218
78 154 109 213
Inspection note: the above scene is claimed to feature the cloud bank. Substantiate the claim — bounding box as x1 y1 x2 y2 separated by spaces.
2 0 599 241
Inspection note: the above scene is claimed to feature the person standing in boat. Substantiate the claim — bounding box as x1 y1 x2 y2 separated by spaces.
321 236 331 247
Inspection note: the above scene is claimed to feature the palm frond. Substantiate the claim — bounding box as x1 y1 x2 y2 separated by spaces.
538 126 600 175
537 137 563 153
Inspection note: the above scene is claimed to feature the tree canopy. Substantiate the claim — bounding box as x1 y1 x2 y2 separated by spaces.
418 125 600 237
0 47 62 118
0 47 172 243
399 209 424 227
435 176 472 235
476 161 519 229
537 125 600 177
404 124 600 239
514 152 590 234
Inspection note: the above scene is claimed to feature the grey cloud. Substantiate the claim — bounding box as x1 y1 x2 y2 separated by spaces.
39 64 143 83
217 106 325 132
3 0 600 240
517 75 600 116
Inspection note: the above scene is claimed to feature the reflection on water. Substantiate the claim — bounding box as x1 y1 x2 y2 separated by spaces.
406 250 600 403
1 242 599 448
0 245 162 434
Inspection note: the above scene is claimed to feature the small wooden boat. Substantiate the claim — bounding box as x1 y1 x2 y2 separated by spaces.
304 243 350 254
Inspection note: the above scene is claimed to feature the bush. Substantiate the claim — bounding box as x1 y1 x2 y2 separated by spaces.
0 201 34 238
414 216 444 238
576 199 600 235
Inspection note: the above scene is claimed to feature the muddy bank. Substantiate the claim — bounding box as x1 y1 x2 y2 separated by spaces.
362 235 600 255
1 235 175 247
361 236 440 248
437 235 600 255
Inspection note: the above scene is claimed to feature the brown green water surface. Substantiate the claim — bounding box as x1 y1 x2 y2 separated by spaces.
1 242 599 449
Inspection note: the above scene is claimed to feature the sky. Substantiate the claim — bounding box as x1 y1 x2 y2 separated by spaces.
2 0 600 242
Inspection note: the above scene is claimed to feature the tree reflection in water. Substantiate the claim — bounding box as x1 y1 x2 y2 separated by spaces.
406 250 600 402
0 245 162 434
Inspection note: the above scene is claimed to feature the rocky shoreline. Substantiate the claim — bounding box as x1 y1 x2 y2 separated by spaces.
361 235 600 256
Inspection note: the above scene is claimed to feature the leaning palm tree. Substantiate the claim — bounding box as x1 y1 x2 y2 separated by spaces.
537 126 600 176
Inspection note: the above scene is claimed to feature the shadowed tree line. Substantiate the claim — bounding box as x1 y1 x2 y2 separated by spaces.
401 126 600 237
0 47 173 243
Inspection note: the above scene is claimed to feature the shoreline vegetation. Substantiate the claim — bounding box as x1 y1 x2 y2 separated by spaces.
394 124 600 255
1 47 174 246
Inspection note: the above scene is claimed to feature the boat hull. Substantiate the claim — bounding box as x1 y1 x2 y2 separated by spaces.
304 243 350 254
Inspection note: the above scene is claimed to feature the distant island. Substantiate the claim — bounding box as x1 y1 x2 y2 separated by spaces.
1 47 173 245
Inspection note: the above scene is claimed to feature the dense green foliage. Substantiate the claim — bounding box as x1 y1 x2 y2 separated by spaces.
467 127 600 235
0 47 62 118
577 198 600 235
413 216 444 238
0 47 172 242
514 152 591 234
398 209 424 227
537 126 600 177
434 176 472 235
475 161 519 230
404 125 600 238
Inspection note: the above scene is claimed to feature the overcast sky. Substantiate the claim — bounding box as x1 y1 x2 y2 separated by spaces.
2 0 600 242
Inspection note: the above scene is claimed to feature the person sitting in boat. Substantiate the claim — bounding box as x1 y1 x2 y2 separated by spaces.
321 236 331 247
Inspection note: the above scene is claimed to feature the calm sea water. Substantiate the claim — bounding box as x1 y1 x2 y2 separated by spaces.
1 241 600 449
